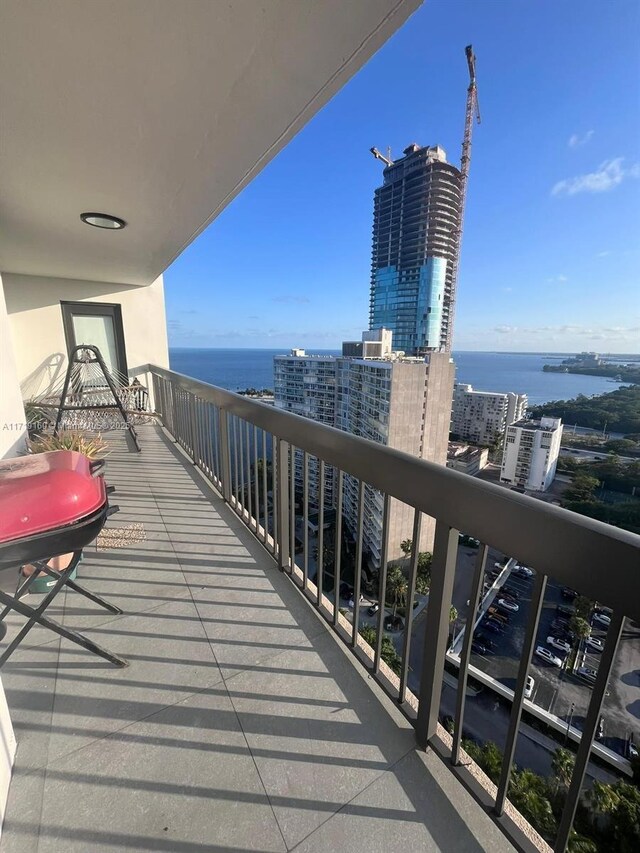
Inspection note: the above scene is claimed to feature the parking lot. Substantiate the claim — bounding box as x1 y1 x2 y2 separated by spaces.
466 559 640 758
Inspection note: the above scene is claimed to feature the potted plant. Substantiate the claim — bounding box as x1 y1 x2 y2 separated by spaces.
22 431 109 592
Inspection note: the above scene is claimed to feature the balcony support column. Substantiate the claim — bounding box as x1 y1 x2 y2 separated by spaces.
416 520 458 748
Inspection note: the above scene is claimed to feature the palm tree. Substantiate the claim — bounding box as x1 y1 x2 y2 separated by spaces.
567 832 597 853
449 605 458 624
508 769 557 840
585 780 619 820
400 539 412 557
551 747 575 795
386 565 408 618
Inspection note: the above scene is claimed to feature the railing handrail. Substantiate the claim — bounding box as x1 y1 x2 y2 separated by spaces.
146 363 640 621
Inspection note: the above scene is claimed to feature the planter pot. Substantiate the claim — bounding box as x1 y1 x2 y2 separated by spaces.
22 552 77 594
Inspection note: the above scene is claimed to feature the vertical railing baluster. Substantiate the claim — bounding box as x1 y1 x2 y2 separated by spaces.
189 394 197 461
399 508 422 702
218 409 231 504
317 460 325 608
415 521 459 747
289 447 296 575
244 421 251 520
239 418 246 515
495 571 548 815
276 439 290 571
332 470 344 627
261 430 268 546
232 416 239 507
205 403 213 478
351 480 365 648
212 405 220 485
374 493 391 672
272 433 279 557
451 543 487 764
554 612 624 853
253 425 260 534
302 452 309 590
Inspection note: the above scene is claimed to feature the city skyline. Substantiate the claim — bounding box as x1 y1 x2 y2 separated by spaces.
165 0 640 353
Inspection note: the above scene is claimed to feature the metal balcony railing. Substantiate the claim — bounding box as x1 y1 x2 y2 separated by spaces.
146 364 639 853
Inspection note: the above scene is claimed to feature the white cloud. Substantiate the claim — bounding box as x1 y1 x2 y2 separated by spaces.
493 325 517 334
551 158 640 196
546 274 568 284
596 250 611 258
568 130 594 148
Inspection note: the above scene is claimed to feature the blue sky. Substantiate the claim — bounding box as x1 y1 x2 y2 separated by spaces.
165 0 640 353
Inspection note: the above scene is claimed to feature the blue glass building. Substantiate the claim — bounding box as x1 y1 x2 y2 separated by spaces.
369 144 462 354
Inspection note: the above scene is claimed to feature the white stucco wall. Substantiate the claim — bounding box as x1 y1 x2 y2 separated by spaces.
0 273 20 839
0 274 27 458
3 273 169 399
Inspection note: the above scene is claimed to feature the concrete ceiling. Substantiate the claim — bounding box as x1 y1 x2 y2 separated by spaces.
0 0 420 286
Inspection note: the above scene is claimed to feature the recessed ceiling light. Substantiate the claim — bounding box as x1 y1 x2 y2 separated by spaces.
80 212 126 230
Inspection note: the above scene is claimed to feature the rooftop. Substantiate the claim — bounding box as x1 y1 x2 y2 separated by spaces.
0 427 512 853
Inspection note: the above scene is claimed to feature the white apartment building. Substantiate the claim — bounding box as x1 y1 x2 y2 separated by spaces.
274 331 455 566
451 383 528 446
500 417 563 492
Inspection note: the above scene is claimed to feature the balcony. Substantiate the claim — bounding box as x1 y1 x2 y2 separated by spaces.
1 365 638 853
0 427 511 853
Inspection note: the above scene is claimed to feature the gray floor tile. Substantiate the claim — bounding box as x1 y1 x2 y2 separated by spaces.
3 598 223 769
291 749 515 853
35 689 286 853
225 631 416 848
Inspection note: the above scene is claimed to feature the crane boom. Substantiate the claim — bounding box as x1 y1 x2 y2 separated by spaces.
370 146 394 167
445 44 480 351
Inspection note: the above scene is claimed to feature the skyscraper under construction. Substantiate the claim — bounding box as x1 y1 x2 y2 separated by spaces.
368 143 462 355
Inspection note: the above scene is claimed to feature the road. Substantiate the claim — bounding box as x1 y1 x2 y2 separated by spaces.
560 448 637 463
405 606 619 785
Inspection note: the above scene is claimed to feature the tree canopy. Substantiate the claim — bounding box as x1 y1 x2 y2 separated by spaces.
530 386 640 434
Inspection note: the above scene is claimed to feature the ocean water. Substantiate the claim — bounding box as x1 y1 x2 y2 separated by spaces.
169 348 620 406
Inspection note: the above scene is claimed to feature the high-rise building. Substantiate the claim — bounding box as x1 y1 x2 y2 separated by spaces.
369 144 462 355
451 383 528 446
500 417 563 492
274 330 455 565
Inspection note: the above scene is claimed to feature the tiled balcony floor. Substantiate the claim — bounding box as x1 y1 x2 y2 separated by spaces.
0 427 513 852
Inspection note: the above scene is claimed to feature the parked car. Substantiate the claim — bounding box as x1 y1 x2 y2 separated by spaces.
585 636 604 652
493 561 507 570
498 598 519 612
561 587 578 600
367 603 379 616
502 585 520 599
483 620 503 635
578 666 598 683
557 605 576 618
546 636 571 654
487 608 509 624
524 675 535 699
514 565 534 579
471 641 487 656
596 716 605 741
475 633 493 649
593 612 611 627
628 738 638 760
534 646 563 667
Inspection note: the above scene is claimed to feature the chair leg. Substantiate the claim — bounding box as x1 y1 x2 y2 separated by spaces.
30 558 123 615
0 591 127 667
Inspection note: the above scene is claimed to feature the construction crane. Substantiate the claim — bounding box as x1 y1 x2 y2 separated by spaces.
370 146 394 167
445 44 481 350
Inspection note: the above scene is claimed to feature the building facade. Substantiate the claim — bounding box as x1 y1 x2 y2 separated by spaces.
369 144 462 355
500 417 563 492
446 442 489 476
451 383 528 446
274 333 455 566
